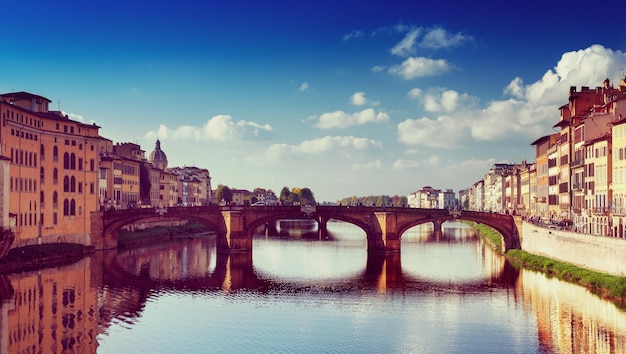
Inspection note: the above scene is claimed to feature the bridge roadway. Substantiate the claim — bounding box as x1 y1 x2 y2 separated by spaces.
90 205 521 253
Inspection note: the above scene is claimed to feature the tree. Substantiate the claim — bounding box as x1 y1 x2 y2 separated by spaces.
139 163 152 204
280 186 290 202
288 192 300 205
300 188 315 205
215 184 233 205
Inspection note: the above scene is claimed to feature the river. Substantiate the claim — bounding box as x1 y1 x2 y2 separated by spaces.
2 221 626 353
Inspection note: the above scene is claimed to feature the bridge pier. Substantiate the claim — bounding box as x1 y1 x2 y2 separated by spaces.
217 211 252 253
432 220 443 239
368 212 401 254
317 216 328 240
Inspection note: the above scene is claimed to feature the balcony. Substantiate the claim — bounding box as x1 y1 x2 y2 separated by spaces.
572 183 582 191
571 159 584 168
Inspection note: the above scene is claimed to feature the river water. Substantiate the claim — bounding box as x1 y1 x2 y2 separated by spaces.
3 221 626 353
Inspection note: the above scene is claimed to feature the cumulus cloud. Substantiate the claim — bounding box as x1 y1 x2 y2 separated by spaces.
313 108 390 129
413 88 478 113
397 116 466 148
299 82 309 92
398 45 626 148
388 57 453 79
350 92 379 106
407 88 422 99
264 136 382 162
144 114 272 142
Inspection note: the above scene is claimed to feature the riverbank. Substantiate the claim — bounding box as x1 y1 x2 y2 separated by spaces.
470 222 626 306
0 243 95 274
0 223 214 274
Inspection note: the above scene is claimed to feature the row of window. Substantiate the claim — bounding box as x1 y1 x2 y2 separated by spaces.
15 198 79 227
10 177 37 193
10 128 38 141
10 148 37 167
11 146 96 173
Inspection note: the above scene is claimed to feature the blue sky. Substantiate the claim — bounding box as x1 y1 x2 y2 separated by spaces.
3 0 626 202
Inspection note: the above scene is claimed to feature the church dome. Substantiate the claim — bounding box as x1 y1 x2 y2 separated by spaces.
149 139 168 169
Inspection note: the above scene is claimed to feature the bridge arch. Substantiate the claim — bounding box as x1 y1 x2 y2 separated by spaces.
91 206 520 253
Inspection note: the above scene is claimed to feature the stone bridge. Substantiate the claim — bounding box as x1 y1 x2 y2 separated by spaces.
90 206 521 253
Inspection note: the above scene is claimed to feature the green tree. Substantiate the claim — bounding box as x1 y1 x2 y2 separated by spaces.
215 184 233 205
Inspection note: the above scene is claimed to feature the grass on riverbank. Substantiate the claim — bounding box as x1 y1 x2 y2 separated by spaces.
468 221 626 304
506 249 626 302
462 221 503 251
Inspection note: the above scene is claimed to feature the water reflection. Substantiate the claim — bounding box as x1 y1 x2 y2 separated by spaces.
0 221 624 353
518 269 626 353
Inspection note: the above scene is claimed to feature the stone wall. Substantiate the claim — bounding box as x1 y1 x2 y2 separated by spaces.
521 222 626 277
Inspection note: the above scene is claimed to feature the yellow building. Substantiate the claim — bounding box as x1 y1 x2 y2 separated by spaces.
0 92 101 247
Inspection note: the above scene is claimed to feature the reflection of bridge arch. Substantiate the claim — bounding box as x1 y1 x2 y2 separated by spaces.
91 206 520 253
96 240 520 325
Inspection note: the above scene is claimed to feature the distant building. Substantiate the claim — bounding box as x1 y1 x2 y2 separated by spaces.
407 186 457 209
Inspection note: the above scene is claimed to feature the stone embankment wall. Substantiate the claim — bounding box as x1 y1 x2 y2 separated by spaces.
521 222 626 277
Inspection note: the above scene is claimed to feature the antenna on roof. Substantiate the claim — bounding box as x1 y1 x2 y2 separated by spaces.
58 99 61 111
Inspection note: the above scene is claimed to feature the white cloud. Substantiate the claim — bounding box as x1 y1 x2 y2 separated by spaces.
144 115 272 142
342 30 364 41
504 77 524 99
352 160 382 170
371 65 385 73
407 88 422 99
392 156 441 170
389 57 453 79
313 108 390 129
398 45 626 148
350 92 379 106
420 28 472 50
421 89 478 113
350 92 367 106
397 116 466 148
264 136 382 162
390 28 421 56
299 82 309 92
390 27 472 57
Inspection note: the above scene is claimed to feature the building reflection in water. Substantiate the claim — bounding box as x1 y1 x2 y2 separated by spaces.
517 269 626 353
0 222 625 352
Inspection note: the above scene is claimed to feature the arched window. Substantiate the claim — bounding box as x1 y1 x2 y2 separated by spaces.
53 191 58 208
53 168 58 184
63 152 69 169
63 176 69 193
70 176 76 193
40 144 45 160
70 153 76 170
53 146 58 162
40 167 44 183
63 199 69 216
70 199 76 216
40 191 44 208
